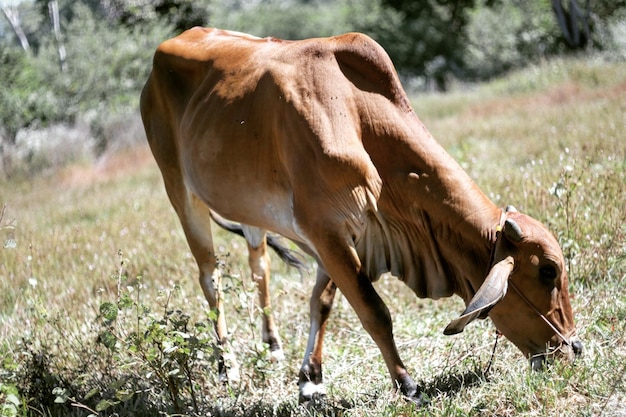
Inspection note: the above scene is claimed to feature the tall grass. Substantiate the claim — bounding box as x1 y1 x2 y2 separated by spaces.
1 56 625 416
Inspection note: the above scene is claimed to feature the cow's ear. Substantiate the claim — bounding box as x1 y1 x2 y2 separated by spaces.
443 256 514 335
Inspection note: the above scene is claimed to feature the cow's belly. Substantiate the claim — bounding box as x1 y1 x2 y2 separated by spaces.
179 132 304 243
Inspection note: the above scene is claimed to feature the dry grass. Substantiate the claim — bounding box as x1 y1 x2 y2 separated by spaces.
1 56 625 416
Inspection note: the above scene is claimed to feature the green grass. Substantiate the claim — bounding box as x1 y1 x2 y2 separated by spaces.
1 56 625 416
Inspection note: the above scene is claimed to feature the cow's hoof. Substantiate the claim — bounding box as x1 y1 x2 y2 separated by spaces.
269 347 285 362
396 373 428 405
404 391 428 407
396 373 418 397
218 355 240 384
298 381 326 404
226 365 241 383
218 367 241 384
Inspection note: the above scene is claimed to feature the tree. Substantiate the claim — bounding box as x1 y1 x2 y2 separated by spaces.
1 2 30 51
0 1 171 148
47 0 66 71
99 0 208 32
551 0 590 49
0 46 60 144
373 0 489 90
372 0 626 86
551 0 626 51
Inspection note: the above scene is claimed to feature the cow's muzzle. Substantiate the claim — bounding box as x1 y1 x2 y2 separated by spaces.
530 337 584 371
508 279 583 370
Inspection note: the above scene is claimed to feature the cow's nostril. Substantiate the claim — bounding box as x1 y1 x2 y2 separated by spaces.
571 340 583 356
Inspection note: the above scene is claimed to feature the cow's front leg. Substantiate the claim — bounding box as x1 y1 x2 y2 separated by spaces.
299 268 337 403
314 238 422 403
349 271 421 401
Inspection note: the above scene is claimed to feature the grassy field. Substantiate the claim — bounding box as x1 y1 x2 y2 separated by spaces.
1 56 625 416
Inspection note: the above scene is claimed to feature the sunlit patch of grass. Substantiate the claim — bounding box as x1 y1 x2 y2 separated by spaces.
1 56 625 415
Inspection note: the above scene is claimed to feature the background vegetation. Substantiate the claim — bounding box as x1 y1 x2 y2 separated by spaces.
1 0 625 416
1 0 626 179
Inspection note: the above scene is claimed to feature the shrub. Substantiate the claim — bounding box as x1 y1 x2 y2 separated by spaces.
0 47 62 144
464 1 561 80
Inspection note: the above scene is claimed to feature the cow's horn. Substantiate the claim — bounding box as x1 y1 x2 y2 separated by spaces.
503 218 523 242
443 256 514 335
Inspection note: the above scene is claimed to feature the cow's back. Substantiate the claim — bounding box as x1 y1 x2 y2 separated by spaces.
140 28 412 239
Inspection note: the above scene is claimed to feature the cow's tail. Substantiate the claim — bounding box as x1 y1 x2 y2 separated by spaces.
209 211 308 272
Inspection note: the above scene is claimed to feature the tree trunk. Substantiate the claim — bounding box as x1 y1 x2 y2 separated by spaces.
551 0 591 49
1 5 30 51
48 0 67 72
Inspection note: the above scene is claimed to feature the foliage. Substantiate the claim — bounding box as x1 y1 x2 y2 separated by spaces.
36 3 169 123
0 46 61 143
1 0 626 166
370 0 626 87
464 1 560 80
0 252 271 415
372 0 483 89
91 271 215 414
96 0 208 32
463 0 626 81
0 1 171 177
206 0 374 41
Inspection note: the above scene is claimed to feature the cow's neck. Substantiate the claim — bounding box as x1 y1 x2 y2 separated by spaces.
363 200 500 304
361 116 501 303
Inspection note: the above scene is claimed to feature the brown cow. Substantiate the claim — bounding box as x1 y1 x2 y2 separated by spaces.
140 27 582 403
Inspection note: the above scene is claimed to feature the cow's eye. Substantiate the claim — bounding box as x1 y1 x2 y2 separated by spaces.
539 265 557 284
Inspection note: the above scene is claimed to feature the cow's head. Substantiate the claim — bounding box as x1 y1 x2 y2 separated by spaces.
444 207 583 369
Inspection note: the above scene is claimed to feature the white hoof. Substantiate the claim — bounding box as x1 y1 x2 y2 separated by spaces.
223 352 241 382
299 381 326 402
270 348 285 362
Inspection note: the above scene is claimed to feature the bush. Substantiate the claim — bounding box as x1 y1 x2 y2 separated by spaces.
464 0 626 81
0 2 172 179
464 1 561 80
602 8 626 59
0 47 63 144
11 122 95 177
0 249 289 416
33 3 170 119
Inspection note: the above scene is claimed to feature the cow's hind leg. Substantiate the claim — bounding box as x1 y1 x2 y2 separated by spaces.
242 225 285 360
178 192 240 383
141 73 238 383
299 268 337 403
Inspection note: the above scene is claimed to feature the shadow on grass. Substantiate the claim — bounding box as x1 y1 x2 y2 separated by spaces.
420 365 490 401
9 360 488 416
205 367 491 416
204 395 354 417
